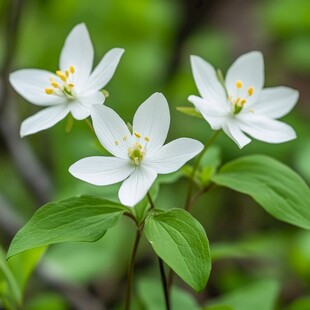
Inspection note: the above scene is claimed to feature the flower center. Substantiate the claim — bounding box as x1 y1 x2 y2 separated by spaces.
126 131 150 166
44 65 76 99
228 80 254 115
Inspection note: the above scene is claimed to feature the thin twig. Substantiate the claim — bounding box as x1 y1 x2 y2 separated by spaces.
158 257 171 310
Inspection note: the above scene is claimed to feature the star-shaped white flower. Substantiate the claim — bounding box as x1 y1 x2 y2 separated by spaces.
10 23 124 137
188 51 299 148
69 93 203 207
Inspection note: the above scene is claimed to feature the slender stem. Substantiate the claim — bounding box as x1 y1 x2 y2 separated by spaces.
158 257 171 310
147 192 155 210
184 131 220 211
125 226 143 310
85 118 95 132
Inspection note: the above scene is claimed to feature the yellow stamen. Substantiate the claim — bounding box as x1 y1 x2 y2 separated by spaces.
65 70 69 78
51 81 59 88
68 83 75 88
134 131 141 138
45 88 53 95
70 66 75 74
144 136 150 142
248 87 254 96
115 140 119 145
240 99 247 105
56 70 67 82
234 97 241 105
236 80 243 89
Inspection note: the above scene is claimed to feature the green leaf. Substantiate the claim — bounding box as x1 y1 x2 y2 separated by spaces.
285 297 310 310
205 279 279 310
144 209 211 292
212 155 310 229
176 107 203 119
7 195 125 259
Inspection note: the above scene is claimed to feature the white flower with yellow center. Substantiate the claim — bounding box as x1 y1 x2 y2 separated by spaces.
188 51 299 148
9 23 124 137
69 93 203 207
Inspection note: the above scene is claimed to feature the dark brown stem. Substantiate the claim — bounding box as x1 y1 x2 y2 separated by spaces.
158 257 171 310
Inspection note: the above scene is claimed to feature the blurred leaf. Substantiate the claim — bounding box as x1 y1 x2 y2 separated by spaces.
212 155 310 229
0 247 21 309
205 279 279 310
204 306 234 310
144 209 211 292
8 195 125 259
137 277 200 310
285 297 310 310
7 247 46 293
176 107 203 119
25 292 69 310
199 146 221 186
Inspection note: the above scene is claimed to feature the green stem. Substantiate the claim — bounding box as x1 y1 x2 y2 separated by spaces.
125 226 143 310
184 130 220 211
158 257 171 310
147 192 155 210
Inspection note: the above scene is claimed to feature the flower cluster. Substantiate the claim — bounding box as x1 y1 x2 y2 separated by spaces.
9 24 299 206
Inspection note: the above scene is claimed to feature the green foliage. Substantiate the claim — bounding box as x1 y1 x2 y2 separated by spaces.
212 155 310 229
7 195 125 259
176 107 203 119
204 279 279 310
144 209 211 292
285 297 310 310
137 277 200 310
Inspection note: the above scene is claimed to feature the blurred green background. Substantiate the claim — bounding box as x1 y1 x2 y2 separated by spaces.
0 0 310 309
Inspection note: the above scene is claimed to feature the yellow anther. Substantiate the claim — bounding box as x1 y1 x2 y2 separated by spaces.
70 66 75 74
234 97 241 105
134 131 141 138
51 81 59 88
56 70 67 82
248 87 254 96
123 136 127 141
45 88 53 95
144 136 150 142
68 83 75 88
236 80 243 89
240 99 247 105
65 70 69 78
115 140 119 146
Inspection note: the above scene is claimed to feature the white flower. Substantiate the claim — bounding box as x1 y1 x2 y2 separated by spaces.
188 51 299 148
69 93 203 207
10 23 124 137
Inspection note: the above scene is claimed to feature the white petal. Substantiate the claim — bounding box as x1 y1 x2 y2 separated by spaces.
253 87 299 118
69 101 91 120
20 104 70 137
188 95 228 130
69 157 134 186
78 91 105 107
91 104 132 159
83 48 124 93
59 23 94 88
225 51 264 104
222 120 252 148
133 92 170 154
145 138 203 174
238 114 296 144
9 69 64 106
118 166 157 207
190 55 227 104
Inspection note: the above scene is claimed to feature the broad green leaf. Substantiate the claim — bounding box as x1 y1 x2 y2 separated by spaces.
205 279 279 310
212 155 310 229
8 195 125 259
25 292 69 310
137 277 200 310
285 297 310 310
144 209 211 292
176 106 203 118
204 306 234 310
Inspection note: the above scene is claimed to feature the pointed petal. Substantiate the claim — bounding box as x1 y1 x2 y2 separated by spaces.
188 95 228 130
20 105 70 137
225 51 264 104
118 166 157 207
83 48 124 93
190 55 227 104
253 86 299 118
69 156 134 186
145 138 203 174
238 114 296 144
9 69 64 106
78 91 105 107
59 23 94 88
91 104 132 159
222 120 252 148
133 93 170 154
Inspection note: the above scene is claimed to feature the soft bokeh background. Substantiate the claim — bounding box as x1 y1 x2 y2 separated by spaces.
0 0 310 309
